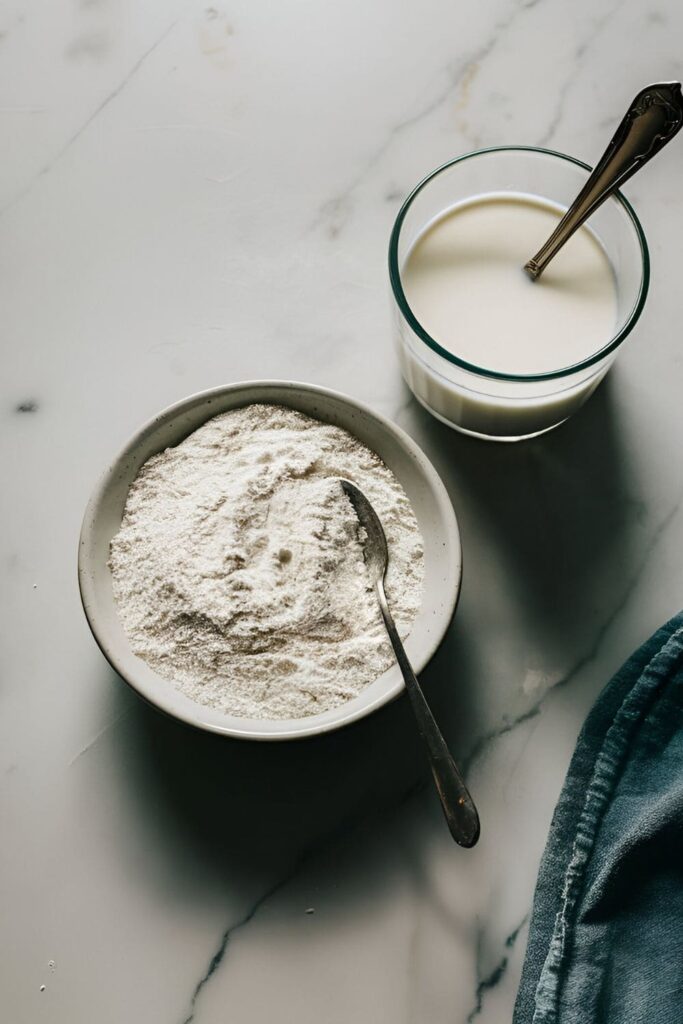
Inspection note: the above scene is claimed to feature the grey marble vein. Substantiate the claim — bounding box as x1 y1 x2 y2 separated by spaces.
67 707 132 766
311 0 546 237
466 915 528 1022
0 17 180 218
463 492 683 777
462 707 541 778
536 0 627 147
180 779 425 1024
180 867 300 1024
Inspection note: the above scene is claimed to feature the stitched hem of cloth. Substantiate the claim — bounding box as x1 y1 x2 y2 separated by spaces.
530 622 683 1023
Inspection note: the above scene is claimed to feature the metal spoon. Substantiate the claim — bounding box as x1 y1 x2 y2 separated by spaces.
524 81 683 280
340 478 480 848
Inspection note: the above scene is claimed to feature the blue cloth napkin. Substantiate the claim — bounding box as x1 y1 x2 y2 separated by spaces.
513 612 683 1024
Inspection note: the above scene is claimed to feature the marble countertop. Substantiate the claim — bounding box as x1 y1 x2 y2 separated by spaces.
2 1 682 1021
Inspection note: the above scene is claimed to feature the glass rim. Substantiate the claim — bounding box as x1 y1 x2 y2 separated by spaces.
388 145 650 384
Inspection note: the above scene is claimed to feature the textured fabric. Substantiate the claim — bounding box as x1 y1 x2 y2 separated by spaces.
514 612 683 1024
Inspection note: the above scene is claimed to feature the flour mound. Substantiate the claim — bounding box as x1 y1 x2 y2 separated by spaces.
109 403 424 719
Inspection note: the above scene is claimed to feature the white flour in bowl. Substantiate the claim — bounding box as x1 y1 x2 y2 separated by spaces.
109 404 424 719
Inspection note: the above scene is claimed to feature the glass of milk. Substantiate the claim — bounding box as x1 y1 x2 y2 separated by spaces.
389 147 649 441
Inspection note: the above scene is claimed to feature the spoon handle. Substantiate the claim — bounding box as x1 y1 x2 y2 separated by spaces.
376 580 480 848
524 82 683 280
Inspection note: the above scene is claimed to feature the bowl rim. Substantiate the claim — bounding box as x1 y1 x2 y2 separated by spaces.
78 380 462 741
388 144 650 383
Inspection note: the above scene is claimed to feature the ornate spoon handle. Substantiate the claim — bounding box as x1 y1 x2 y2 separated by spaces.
524 82 683 280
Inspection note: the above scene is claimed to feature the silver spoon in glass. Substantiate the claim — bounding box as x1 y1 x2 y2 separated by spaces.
340 478 480 848
524 81 683 280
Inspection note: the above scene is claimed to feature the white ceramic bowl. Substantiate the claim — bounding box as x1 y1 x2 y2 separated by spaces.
78 381 462 740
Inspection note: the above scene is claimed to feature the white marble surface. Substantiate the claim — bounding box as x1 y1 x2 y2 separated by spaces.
2 2 682 1021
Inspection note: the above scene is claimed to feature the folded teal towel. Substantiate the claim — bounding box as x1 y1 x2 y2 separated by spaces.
513 612 683 1023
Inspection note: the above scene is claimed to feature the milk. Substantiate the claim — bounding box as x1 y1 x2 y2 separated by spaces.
396 194 619 439
403 196 617 375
